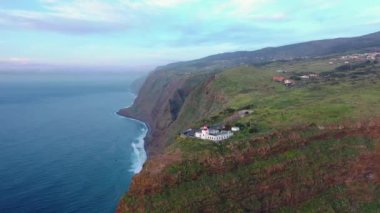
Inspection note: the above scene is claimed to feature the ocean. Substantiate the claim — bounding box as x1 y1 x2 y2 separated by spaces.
0 72 147 213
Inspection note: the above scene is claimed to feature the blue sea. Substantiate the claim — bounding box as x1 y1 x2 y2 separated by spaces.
0 72 147 213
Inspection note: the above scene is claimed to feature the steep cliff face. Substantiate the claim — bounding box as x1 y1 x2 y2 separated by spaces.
119 70 181 154
118 69 225 155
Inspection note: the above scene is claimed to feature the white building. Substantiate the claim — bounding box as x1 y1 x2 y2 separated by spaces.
284 79 295 86
231 126 240 132
195 126 233 142
309 73 318 78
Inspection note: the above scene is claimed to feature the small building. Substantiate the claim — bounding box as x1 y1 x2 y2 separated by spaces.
284 79 295 86
231 127 240 132
272 76 285 82
309 73 318 78
182 128 197 137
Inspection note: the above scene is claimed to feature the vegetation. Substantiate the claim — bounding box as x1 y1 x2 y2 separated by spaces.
118 30 380 213
124 127 380 212
211 58 380 129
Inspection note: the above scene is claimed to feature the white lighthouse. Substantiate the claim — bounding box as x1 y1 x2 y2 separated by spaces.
201 126 209 139
194 125 233 142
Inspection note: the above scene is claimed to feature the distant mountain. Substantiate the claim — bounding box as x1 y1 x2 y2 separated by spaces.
159 31 380 73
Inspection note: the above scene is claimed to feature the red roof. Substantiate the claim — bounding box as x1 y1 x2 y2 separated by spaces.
272 76 285 82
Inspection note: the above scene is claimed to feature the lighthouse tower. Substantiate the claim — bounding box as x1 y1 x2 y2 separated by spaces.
201 126 209 139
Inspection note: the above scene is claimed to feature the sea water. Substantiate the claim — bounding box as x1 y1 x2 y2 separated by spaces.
0 72 147 213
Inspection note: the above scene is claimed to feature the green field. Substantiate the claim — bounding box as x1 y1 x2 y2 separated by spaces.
203 57 380 133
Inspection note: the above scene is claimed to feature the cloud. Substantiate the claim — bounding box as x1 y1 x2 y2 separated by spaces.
0 0 286 34
41 0 194 22
143 0 193 8
210 0 276 19
0 57 32 64
42 0 125 22
0 9 129 34
308 0 341 10
0 0 140 34
119 0 194 9
0 57 43 72
39 0 59 3
166 22 296 50
251 12 288 21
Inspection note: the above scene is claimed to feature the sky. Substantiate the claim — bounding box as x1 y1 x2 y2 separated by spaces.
0 0 379 72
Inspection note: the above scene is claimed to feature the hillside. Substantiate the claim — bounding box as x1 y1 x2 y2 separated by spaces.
200 31 380 63
117 32 380 212
118 31 380 154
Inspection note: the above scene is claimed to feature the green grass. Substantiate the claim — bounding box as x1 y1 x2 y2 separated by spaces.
171 136 231 155
171 57 380 153
169 58 380 147
127 134 379 212
208 59 380 132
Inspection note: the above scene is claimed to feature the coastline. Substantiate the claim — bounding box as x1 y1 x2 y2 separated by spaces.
116 91 151 174
124 117 148 174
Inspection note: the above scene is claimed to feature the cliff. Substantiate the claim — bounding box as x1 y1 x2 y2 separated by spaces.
118 69 226 155
117 31 380 212
118 31 380 156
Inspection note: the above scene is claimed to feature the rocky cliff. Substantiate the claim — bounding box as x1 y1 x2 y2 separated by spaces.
118 68 226 155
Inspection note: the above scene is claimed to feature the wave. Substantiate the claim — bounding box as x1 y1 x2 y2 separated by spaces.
117 91 147 174
129 122 148 174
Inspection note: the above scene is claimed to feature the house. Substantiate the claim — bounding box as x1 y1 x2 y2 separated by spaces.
309 73 318 78
231 127 240 132
195 126 233 141
181 128 196 137
284 79 295 86
272 76 285 82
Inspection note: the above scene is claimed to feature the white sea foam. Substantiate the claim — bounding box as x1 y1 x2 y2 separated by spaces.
129 123 148 174
117 91 148 174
